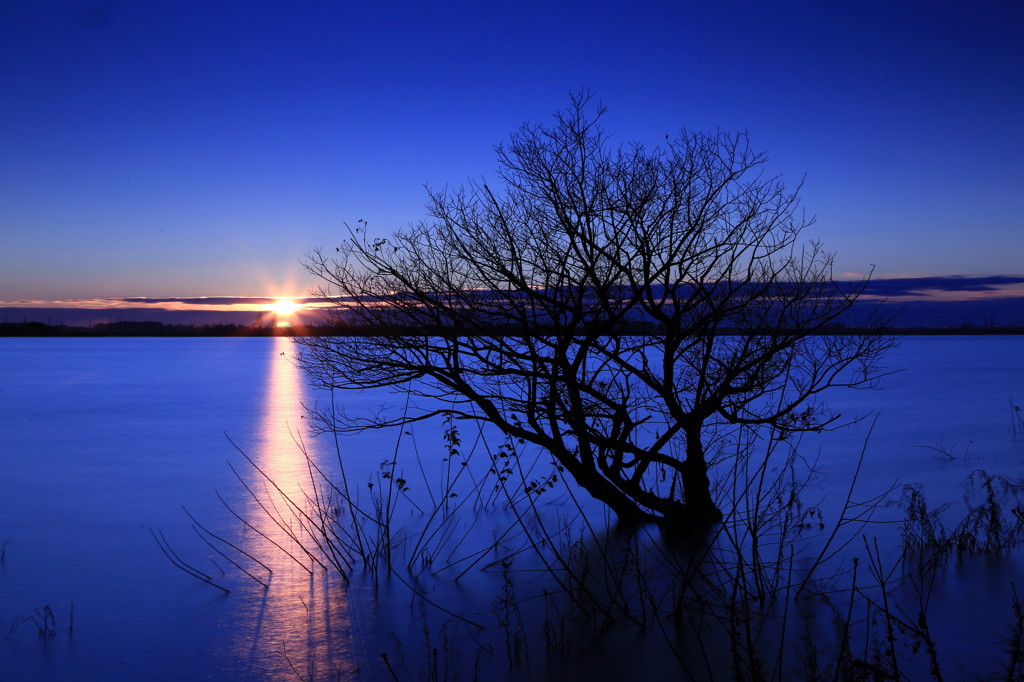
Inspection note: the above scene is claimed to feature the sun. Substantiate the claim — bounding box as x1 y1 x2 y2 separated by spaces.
267 298 302 317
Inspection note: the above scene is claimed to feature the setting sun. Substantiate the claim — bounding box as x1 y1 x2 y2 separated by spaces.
267 298 301 317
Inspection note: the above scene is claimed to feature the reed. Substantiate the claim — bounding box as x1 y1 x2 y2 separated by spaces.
2 602 75 642
1012 399 1024 440
161 402 1024 680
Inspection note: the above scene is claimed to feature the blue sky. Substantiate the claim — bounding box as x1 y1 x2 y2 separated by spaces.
2 0 1022 306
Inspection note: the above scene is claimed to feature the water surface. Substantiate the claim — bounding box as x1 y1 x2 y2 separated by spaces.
1 335 1022 679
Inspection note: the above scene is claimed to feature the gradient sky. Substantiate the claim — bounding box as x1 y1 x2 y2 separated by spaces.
2 0 1022 305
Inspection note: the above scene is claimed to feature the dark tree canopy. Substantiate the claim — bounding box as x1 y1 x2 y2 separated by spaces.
298 93 893 527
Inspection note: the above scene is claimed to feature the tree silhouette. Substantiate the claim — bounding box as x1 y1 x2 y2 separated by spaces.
298 92 893 527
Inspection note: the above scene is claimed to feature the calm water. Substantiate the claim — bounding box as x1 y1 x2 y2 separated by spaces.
1 335 1022 680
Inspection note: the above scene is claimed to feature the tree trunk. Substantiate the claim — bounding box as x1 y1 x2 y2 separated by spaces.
558 450 658 525
572 438 722 529
674 427 723 527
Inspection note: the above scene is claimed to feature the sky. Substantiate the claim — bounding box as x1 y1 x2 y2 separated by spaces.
2 0 1023 320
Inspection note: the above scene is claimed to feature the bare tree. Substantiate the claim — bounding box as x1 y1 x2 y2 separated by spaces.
298 92 893 527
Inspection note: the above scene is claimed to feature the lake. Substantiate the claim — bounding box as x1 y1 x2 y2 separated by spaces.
1 335 1022 680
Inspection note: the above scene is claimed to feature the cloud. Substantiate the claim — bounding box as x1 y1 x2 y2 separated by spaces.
0 296 328 311
858 275 1024 301
118 296 323 307
4 277 1024 312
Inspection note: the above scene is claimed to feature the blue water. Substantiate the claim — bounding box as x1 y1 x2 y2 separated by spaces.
1 335 1022 680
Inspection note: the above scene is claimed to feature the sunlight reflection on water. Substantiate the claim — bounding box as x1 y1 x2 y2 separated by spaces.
231 336 356 680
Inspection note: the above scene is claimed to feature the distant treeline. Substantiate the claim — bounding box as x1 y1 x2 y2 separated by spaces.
0 320 276 337
2 318 1023 338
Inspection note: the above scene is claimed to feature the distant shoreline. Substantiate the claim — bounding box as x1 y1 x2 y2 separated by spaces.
2 320 1022 337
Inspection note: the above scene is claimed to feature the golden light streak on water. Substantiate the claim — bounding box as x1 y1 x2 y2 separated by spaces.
234 336 357 679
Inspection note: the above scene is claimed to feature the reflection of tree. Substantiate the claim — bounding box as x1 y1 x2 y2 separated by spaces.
298 92 894 528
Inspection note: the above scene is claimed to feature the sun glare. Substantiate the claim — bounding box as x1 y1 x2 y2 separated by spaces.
267 298 302 317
